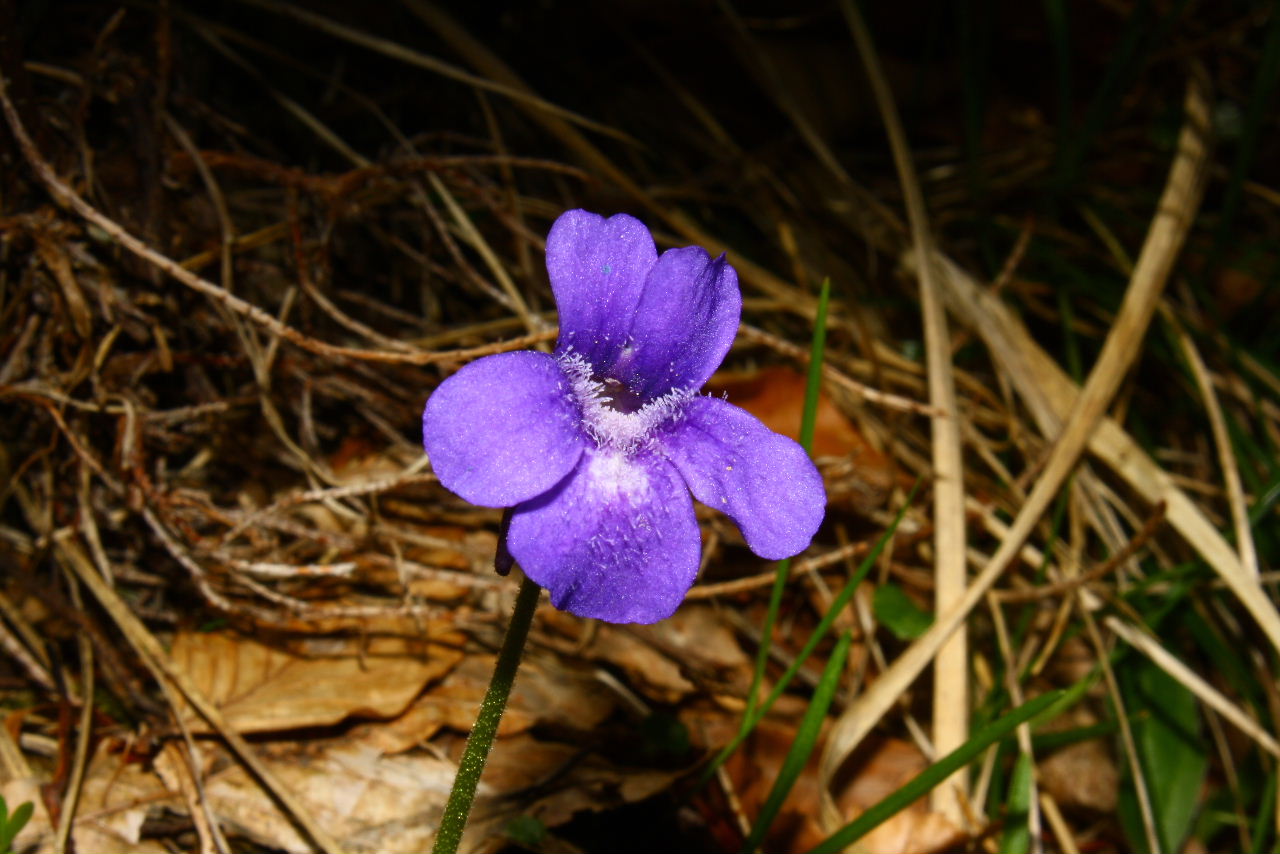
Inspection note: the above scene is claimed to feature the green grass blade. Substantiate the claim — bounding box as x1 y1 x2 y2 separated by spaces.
741 630 853 853
1249 469 1280 528
1000 751 1035 854
742 557 792 736
806 690 1065 854
798 277 831 451
1249 767 1277 854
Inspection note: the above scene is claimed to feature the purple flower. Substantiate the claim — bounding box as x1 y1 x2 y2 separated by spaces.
422 210 826 624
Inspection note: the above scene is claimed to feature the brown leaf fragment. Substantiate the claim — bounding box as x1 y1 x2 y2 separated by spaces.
170 626 464 733
540 605 751 704
71 741 176 854
724 715 831 852
201 727 684 854
830 736 963 854
354 650 616 754
1039 737 1119 813
203 739 455 854
541 610 693 703
628 604 754 697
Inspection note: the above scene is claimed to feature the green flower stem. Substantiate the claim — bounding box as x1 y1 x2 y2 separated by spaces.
432 574 541 854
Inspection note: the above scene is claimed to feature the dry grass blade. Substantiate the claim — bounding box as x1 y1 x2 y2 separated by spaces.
52 606 93 854
1081 600 1160 852
837 0 969 828
0 608 54 693
192 24 372 169
988 594 1042 852
425 171 537 333
1105 616 1280 758
819 67 1213 797
687 540 874 599
1167 310 1261 579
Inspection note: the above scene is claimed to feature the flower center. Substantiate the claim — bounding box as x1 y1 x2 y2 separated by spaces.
558 352 690 452
597 377 645 414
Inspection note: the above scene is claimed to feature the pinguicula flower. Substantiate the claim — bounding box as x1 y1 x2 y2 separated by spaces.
422 210 826 624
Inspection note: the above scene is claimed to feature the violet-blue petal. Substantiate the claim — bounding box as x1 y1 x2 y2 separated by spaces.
507 447 701 624
618 247 741 399
546 210 657 373
422 351 584 508
663 396 825 559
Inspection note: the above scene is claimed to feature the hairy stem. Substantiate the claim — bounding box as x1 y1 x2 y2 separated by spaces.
432 574 541 854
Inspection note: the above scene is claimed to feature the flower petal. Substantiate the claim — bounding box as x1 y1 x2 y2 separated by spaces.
618 247 741 399
422 351 584 507
663 396 825 559
507 447 701 624
546 210 657 373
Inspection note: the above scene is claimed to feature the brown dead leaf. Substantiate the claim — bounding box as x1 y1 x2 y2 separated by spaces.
203 739 455 854
1037 705 1118 813
71 740 177 854
170 626 464 733
199 728 680 854
153 741 218 854
831 736 963 854
506 652 618 733
1040 738 1119 813
712 717 964 853
630 604 754 698
541 605 750 704
541 610 692 703
353 650 616 754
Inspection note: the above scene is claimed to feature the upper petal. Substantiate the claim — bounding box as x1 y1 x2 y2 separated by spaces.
546 210 657 373
422 350 585 507
663 396 825 559
617 247 741 400
507 447 701 624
